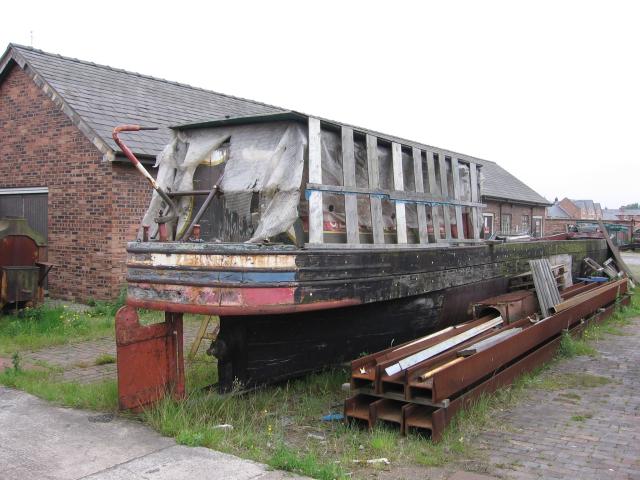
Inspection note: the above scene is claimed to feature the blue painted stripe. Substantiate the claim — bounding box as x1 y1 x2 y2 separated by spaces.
128 268 296 285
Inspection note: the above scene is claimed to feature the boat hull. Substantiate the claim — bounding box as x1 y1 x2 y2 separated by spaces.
125 238 608 390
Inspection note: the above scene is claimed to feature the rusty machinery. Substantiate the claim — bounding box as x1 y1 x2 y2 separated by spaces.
0 217 53 310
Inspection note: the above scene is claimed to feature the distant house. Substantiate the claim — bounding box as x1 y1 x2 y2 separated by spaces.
545 198 639 236
545 197 603 234
0 44 552 301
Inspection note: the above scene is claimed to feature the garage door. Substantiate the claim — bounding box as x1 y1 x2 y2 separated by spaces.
0 187 48 240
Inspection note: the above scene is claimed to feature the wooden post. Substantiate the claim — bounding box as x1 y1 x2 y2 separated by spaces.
450 157 465 239
412 147 429 244
426 151 442 242
438 153 452 241
469 162 481 239
342 126 359 244
308 118 323 244
392 143 407 244
366 135 385 244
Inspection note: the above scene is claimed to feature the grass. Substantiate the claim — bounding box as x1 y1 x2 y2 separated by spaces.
0 288 638 479
94 353 116 365
0 305 115 355
571 413 593 422
0 361 117 411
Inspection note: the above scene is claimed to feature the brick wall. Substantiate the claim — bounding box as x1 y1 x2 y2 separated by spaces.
544 218 572 235
483 200 546 236
0 64 150 301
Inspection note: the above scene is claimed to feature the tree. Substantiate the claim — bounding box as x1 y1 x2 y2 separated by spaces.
622 202 640 209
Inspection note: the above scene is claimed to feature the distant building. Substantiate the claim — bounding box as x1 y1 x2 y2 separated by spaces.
546 198 638 236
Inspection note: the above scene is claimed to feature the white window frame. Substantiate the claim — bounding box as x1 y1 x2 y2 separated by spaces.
532 215 543 237
482 213 494 237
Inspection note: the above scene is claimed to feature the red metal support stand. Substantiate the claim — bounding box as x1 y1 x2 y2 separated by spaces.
115 306 185 411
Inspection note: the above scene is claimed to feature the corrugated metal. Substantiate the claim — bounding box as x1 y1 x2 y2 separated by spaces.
0 193 48 239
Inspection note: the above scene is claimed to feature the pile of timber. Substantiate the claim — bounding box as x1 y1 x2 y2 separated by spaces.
344 278 630 441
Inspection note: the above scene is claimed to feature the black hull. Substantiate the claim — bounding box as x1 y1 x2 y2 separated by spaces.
214 277 511 390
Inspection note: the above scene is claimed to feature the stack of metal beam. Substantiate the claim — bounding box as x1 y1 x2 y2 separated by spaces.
344 278 630 441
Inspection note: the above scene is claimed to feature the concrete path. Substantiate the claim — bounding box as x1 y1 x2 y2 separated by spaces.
0 387 304 480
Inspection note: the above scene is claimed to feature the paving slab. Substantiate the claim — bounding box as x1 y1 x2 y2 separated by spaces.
0 387 304 480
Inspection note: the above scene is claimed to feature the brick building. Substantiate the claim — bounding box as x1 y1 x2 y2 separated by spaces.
0 44 282 300
545 198 606 235
0 44 551 301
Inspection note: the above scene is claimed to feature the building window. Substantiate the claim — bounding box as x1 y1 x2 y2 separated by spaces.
501 214 512 234
483 213 494 238
532 216 543 237
522 215 530 233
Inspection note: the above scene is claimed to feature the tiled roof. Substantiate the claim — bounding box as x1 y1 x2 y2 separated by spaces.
0 44 550 205
547 202 571 219
479 161 550 205
3 44 284 157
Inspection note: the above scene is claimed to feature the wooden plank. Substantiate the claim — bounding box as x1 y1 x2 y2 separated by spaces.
598 220 638 283
469 162 481 239
426 151 442 242
307 117 323 244
450 157 465 239
385 316 504 376
438 154 452 240
392 142 407 244
366 135 385 244
412 147 429 244
342 126 359 244
418 357 464 381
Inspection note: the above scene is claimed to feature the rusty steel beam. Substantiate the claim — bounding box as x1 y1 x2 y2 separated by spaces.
346 294 629 439
428 278 627 402
427 294 630 441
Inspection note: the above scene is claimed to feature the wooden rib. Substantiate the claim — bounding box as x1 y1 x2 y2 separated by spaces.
412 147 428 244
469 162 481 239
426 151 442 242
366 135 385 244
450 157 465 239
438 153 452 241
308 117 323 244
342 126 358 244
391 143 407 244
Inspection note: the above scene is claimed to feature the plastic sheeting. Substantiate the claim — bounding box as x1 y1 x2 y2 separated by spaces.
140 121 306 243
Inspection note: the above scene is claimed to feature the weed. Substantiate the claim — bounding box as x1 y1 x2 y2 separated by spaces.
571 413 593 422
268 444 346 480
94 354 116 366
11 352 21 372
559 331 598 358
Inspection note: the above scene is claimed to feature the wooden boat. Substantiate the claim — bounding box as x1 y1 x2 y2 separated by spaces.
115 113 609 392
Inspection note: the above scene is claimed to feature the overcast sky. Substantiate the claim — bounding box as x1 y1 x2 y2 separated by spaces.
2 1 638 208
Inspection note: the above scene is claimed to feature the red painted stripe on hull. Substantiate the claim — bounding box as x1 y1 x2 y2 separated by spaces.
127 284 360 315
126 297 361 315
